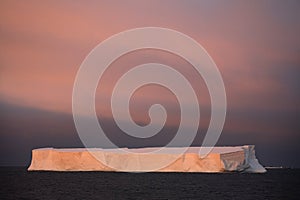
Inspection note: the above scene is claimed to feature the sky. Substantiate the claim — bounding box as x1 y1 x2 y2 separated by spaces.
0 0 300 167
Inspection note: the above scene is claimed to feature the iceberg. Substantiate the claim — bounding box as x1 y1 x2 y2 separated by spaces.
28 145 266 173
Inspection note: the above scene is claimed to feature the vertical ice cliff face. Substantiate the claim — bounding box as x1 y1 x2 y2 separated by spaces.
220 145 266 173
242 145 267 173
220 149 246 172
28 146 266 173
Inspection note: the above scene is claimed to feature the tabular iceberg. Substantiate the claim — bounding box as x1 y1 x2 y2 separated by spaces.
28 145 266 173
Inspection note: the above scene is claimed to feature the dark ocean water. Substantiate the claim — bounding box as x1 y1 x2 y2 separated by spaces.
1 167 300 200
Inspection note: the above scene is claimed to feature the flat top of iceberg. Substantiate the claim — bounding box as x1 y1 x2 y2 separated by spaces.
34 146 250 154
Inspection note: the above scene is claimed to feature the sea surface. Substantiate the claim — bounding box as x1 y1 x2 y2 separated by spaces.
1 167 299 200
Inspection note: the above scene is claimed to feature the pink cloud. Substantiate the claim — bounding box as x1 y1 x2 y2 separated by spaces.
0 0 299 122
